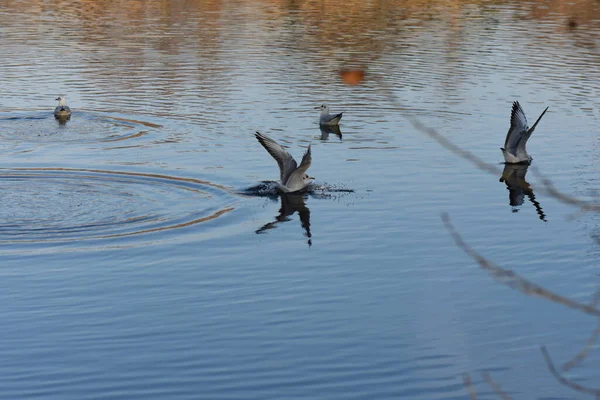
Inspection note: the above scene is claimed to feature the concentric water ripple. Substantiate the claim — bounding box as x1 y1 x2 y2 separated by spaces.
0 112 160 143
0 168 235 243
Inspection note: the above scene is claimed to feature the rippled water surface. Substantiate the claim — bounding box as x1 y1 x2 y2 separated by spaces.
2 0 600 398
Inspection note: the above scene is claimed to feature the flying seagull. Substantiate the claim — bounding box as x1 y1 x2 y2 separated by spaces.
254 131 313 193
315 104 343 126
54 96 72 119
501 101 548 164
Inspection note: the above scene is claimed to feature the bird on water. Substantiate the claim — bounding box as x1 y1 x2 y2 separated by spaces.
54 96 71 119
501 101 548 164
315 104 343 126
254 131 313 193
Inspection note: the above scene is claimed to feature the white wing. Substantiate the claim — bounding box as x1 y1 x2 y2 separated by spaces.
255 132 297 183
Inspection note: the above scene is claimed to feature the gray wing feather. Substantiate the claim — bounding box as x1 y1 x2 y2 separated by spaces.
286 145 311 186
504 101 528 153
515 105 548 155
255 132 297 183
296 145 311 174
321 112 343 124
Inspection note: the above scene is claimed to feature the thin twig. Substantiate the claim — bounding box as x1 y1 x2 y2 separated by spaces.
482 372 512 400
541 346 600 396
591 291 600 308
401 105 600 214
441 213 600 318
562 319 600 372
463 373 478 400
405 115 501 176
531 165 600 213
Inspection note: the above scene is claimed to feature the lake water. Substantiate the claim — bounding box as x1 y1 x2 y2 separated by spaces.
1 0 600 398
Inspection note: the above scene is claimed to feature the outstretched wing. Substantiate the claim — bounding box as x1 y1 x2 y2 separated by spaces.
286 144 312 186
504 101 528 153
254 132 297 183
516 105 549 156
294 145 311 175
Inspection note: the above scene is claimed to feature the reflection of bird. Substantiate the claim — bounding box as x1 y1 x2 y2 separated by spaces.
501 101 548 164
319 124 342 140
499 163 546 221
54 96 71 119
256 194 312 246
254 132 314 193
315 104 343 126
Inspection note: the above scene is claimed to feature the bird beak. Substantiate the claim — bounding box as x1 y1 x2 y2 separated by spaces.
55 97 60 101
314 106 320 109
307 176 315 180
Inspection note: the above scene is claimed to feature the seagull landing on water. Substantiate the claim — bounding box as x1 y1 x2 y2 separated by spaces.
54 96 71 119
315 104 343 126
254 131 314 193
501 101 548 164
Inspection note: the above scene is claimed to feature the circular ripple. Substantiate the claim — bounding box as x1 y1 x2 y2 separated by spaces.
0 168 235 243
0 112 160 143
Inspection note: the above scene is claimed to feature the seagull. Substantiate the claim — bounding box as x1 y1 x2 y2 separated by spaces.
315 104 343 126
501 101 548 164
54 96 71 119
254 131 313 193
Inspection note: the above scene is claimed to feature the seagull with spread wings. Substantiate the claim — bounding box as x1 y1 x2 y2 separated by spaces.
501 101 548 164
254 132 314 193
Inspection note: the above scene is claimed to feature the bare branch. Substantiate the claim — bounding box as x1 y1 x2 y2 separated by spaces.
401 105 600 214
482 372 512 400
541 346 600 396
562 319 600 372
463 373 478 400
404 115 501 176
591 291 600 308
531 165 600 213
441 213 600 318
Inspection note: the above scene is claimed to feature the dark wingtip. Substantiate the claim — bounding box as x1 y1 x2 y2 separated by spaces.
254 131 266 144
511 101 522 115
529 105 549 132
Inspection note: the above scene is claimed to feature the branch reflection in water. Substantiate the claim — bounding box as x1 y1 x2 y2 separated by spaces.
499 163 546 221
256 193 312 247
443 213 600 398
389 92 600 400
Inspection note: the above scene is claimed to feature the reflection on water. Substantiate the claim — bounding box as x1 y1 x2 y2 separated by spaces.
0 112 158 144
0 168 236 244
56 116 70 126
499 163 546 221
1 0 600 399
319 124 342 141
256 193 312 247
